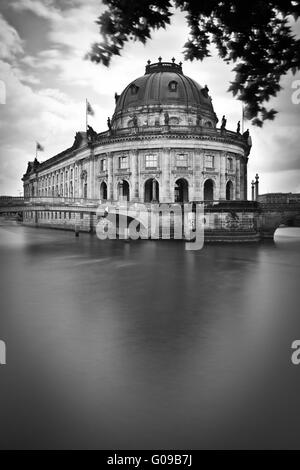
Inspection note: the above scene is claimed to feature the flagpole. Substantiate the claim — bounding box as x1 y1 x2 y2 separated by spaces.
242 103 245 134
85 98 88 132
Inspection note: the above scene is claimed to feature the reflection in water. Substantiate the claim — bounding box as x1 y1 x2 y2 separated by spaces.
0 224 300 449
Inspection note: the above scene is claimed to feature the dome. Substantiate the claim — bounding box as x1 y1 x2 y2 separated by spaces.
112 58 218 129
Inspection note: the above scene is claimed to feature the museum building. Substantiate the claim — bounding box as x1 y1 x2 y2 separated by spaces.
23 58 252 205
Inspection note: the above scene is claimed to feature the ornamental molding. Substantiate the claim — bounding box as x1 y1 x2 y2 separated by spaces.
114 171 132 178
92 133 249 152
140 169 162 175
96 173 108 180
80 169 87 181
98 177 108 184
171 169 193 174
140 173 161 181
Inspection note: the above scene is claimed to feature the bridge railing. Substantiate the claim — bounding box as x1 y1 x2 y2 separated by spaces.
23 196 101 206
1 197 260 209
0 197 25 206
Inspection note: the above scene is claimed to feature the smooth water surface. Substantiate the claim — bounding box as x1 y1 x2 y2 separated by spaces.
0 224 300 449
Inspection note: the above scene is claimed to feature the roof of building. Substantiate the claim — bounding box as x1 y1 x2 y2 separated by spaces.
113 58 216 117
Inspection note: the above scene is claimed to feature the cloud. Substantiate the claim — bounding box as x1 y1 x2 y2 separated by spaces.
1 2 300 196
10 0 62 21
0 13 23 60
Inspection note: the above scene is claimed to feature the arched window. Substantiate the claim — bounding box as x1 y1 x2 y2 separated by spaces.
174 178 189 203
100 181 107 200
226 181 234 201
144 179 159 203
204 179 214 201
118 180 130 201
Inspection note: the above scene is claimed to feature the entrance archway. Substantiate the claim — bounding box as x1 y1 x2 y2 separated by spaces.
118 180 130 201
204 179 214 201
144 178 159 202
174 178 189 203
100 181 107 200
226 181 234 201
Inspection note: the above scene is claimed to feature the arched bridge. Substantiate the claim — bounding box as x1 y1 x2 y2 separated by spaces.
1 197 300 240
258 202 300 238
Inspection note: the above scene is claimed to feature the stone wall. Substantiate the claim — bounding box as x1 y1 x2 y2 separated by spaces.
23 209 96 233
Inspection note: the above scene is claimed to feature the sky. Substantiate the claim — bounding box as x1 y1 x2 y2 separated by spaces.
0 0 299 196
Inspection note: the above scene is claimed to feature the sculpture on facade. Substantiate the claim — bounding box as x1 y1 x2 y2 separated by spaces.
87 125 97 142
201 85 209 98
243 129 249 139
164 111 169 125
80 169 87 181
221 115 227 131
73 132 83 149
132 114 138 127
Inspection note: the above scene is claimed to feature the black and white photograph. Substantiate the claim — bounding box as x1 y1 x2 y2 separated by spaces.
1 0 300 455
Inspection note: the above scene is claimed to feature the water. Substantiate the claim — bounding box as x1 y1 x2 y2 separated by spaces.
0 224 300 449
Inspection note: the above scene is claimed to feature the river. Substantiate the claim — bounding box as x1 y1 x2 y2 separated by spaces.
0 224 300 449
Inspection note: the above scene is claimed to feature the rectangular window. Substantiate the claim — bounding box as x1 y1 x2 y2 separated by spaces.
145 154 158 168
100 159 107 172
205 155 214 169
227 157 234 171
176 153 188 167
119 156 128 169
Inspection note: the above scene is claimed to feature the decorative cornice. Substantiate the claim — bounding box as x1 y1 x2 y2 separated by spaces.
92 132 249 152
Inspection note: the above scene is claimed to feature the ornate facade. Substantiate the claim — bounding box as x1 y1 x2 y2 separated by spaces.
23 59 252 204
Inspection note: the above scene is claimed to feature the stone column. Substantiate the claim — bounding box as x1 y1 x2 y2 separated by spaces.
240 159 245 201
89 150 94 199
251 181 255 201
107 153 114 201
79 163 83 198
236 157 241 200
244 157 248 200
193 150 202 201
219 152 226 200
131 150 139 201
119 181 123 201
255 173 259 200
152 178 157 202
161 147 171 202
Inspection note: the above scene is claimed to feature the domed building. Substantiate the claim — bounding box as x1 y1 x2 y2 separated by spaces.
23 58 252 208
